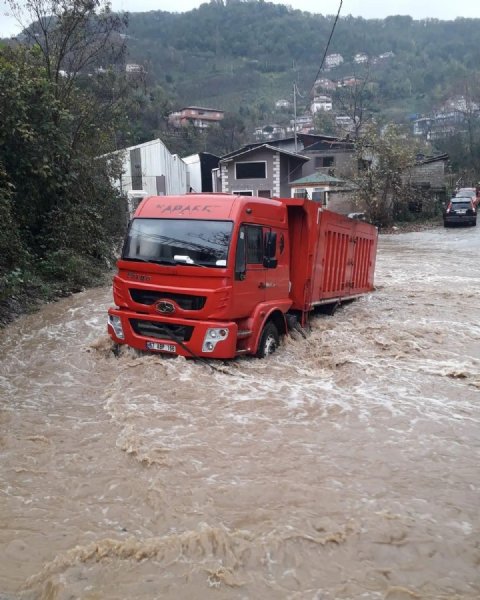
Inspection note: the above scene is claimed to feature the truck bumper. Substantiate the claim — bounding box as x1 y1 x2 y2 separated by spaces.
107 308 239 359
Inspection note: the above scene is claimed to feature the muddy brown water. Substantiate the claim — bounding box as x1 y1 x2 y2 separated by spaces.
1 226 480 600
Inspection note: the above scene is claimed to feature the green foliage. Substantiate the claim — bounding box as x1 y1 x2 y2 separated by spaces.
431 76 480 184
38 249 106 288
354 125 421 227
0 0 130 319
0 163 23 275
313 111 338 137
124 3 480 119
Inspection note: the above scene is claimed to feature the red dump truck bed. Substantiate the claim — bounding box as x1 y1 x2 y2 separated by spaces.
283 198 378 314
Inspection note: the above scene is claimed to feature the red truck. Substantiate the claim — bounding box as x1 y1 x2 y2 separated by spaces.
108 193 378 359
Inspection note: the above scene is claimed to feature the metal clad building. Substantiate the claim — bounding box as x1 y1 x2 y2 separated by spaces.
117 139 188 198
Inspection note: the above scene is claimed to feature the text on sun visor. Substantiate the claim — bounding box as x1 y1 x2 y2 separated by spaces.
155 204 221 213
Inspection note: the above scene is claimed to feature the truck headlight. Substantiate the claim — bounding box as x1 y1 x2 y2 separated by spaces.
108 314 124 339
202 328 228 352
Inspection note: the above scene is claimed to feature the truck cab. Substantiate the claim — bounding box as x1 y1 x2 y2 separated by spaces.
108 194 291 359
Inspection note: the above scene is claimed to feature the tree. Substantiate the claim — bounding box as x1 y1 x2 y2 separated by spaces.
0 0 129 303
433 76 480 185
204 114 247 155
354 124 420 227
333 66 375 139
8 0 127 103
313 110 337 136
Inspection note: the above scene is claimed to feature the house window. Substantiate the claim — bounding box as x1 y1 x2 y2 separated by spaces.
130 148 143 190
246 226 263 264
293 188 307 199
258 190 271 198
315 156 334 169
235 161 266 179
232 190 253 196
311 190 326 205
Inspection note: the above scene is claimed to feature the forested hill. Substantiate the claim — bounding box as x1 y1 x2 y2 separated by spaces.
125 1 480 118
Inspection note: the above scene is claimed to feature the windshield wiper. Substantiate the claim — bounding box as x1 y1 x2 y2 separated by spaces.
122 257 148 262
121 257 176 265
148 258 176 265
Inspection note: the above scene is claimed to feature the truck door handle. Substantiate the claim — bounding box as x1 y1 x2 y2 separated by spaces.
258 282 266 289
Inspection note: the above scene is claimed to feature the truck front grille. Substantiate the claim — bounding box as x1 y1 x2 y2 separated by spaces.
129 288 206 310
129 319 194 342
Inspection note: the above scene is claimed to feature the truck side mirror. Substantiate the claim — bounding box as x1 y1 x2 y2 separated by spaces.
263 231 278 269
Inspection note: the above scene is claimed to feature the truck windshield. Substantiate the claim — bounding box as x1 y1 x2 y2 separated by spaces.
122 218 233 267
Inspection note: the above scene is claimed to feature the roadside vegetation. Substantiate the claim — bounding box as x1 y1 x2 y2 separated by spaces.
0 0 131 325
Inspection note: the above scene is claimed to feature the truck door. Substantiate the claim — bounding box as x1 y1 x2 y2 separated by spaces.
232 224 266 317
264 227 289 302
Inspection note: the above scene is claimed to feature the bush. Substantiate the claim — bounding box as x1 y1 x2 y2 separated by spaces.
38 250 107 289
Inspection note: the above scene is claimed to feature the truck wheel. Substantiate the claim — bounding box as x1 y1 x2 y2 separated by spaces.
256 322 279 358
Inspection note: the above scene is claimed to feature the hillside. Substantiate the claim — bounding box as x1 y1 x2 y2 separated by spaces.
125 1 480 121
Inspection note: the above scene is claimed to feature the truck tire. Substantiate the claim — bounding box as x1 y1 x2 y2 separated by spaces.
256 322 279 358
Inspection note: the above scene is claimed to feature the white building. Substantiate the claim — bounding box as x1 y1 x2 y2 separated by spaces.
324 53 344 70
354 53 368 64
291 115 314 132
445 96 479 112
311 95 333 113
182 152 220 193
335 115 354 132
275 99 291 109
254 124 287 140
413 117 433 137
125 63 144 73
111 139 188 214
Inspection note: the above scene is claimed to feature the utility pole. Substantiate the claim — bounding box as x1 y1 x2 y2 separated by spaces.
293 82 298 153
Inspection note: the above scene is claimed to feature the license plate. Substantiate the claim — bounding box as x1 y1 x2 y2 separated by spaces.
146 341 176 353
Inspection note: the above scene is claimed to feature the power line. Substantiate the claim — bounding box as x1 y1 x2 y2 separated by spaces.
295 0 343 121
309 0 343 99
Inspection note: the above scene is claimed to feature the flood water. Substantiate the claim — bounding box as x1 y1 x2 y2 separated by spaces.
1 226 479 600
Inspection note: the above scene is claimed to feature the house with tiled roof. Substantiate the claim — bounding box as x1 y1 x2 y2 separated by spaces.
216 144 309 198
289 173 357 214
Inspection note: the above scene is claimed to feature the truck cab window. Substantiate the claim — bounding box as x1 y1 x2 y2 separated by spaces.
235 227 247 280
246 225 263 264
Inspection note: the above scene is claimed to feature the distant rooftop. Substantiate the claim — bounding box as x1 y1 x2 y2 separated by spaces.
290 173 345 185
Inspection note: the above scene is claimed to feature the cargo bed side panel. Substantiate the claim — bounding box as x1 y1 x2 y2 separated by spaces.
310 211 377 306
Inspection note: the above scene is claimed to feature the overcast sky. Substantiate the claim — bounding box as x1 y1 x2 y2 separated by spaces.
1 0 478 37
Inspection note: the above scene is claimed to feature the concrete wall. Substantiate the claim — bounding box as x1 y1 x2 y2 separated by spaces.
326 190 356 214
301 149 356 179
182 154 202 193
279 154 303 196
221 148 277 197
290 184 356 214
221 147 305 198
405 160 446 190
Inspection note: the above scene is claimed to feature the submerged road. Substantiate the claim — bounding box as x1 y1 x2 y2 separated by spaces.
1 225 479 599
